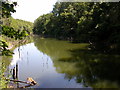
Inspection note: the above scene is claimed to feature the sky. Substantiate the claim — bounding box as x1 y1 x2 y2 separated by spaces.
11 0 57 22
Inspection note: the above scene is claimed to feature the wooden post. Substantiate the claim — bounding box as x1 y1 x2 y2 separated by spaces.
13 67 16 79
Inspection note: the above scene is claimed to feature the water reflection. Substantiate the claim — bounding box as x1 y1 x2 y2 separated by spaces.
33 36 120 88
58 49 120 88
9 42 84 88
7 36 120 88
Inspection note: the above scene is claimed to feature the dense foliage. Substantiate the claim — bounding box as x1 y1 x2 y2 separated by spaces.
33 2 120 54
0 0 33 55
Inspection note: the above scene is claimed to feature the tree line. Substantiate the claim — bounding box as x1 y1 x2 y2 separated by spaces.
33 2 120 54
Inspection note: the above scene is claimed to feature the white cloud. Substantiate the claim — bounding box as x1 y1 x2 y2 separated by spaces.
11 0 57 22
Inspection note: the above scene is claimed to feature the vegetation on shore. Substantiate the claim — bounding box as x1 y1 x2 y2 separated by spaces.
33 2 120 54
0 0 120 89
0 0 33 88
0 0 33 56
1 17 33 54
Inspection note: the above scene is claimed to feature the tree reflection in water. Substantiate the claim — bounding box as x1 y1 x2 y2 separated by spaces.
33 36 120 88
58 49 120 88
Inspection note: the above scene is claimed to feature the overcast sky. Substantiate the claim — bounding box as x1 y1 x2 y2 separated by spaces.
11 0 57 22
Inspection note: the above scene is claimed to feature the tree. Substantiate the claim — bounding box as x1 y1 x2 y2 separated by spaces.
33 2 120 53
0 0 31 55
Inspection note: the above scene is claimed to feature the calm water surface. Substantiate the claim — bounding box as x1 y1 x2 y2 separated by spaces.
7 36 120 88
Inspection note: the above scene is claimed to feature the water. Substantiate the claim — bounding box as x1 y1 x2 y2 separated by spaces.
4 36 120 88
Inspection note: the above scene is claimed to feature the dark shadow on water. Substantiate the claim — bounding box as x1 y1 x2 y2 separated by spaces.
58 49 120 88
